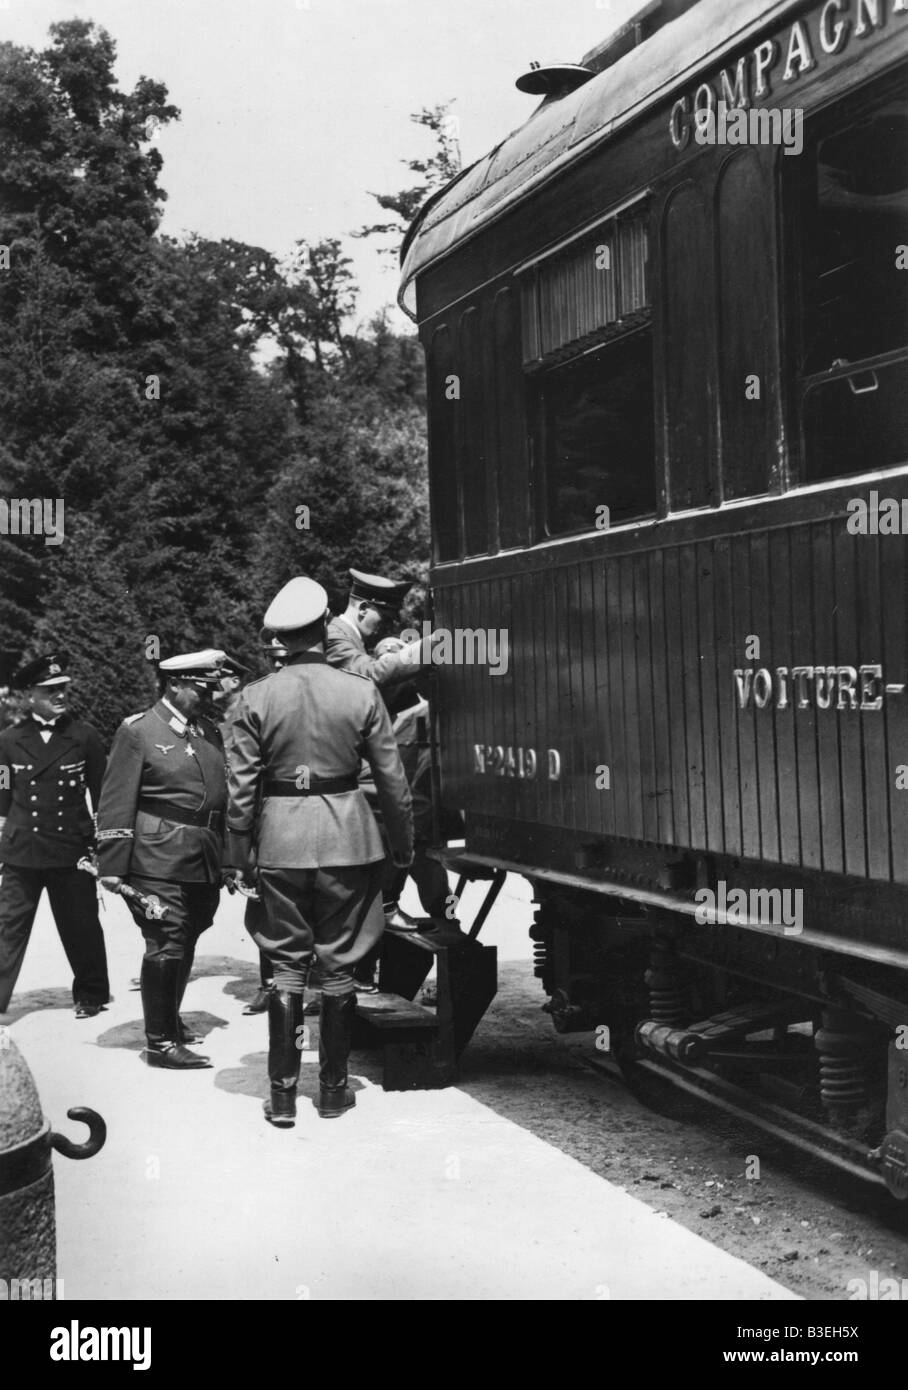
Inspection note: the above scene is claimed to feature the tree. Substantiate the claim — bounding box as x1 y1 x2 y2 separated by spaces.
0 22 298 684
31 515 155 741
250 384 429 618
0 18 434 698
0 21 180 674
355 103 462 257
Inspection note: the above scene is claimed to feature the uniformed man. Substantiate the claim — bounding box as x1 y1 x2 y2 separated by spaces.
0 654 110 1017
218 639 279 1017
226 577 413 1126
327 572 438 989
326 568 434 687
96 649 227 1070
257 628 289 674
382 691 459 928
211 652 250 728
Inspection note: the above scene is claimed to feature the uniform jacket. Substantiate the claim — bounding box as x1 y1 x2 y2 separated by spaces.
96 700 227 883
0 715 106 869
218 699 244 764
225 652 413 870
326 614 420 688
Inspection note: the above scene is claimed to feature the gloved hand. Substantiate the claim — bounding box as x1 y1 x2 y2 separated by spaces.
100 876 123 892
375 636 407 657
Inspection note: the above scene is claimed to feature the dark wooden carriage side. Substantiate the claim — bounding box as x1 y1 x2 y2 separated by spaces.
402 0 908 1193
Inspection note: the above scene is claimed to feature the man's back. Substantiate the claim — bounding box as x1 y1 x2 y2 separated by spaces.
227 653 412 870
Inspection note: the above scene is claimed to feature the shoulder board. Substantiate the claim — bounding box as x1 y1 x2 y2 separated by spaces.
244 674 270 689
123 712 146 726
340 668 372 682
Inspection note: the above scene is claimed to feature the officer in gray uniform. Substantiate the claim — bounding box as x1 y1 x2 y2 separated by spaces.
226 577 413 1127
326 568 434 687
96 649 227 1070
327 571 439 987
0 653 110 1017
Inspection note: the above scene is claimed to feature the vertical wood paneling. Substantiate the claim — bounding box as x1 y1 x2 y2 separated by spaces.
592 555 616 837
679 543 706 849
576 561 597 834
789 527 823 871
556 564 577 830
770 528 801 866
436 582 458 802
713 535 742 856
812 524 844 873
732 536 761 860
605 551 629 835
833 529 867 879
634 552 658 843
856 537 889 880
438 501 905 886
881 534 908 884
648 547 674 845
541 567 559 828
749 532 780 862
697 541 724 853
662 546 690 847
620 556 645 840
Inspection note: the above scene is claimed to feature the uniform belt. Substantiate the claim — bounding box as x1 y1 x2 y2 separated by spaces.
138 799 225 830
263 776 358 797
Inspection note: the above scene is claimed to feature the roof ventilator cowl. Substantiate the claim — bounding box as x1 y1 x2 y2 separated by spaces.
515 61 594 99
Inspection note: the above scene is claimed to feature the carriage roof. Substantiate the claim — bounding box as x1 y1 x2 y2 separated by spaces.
399 0 805 317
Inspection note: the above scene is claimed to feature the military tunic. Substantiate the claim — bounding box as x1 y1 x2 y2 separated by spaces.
226 652 413 992
96 699 227 960
326 614 423 688
0 714 110 1012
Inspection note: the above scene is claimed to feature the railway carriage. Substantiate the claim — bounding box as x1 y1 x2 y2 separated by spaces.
399 0 908 1195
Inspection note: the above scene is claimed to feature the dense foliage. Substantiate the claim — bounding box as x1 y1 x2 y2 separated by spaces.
0 21 448 737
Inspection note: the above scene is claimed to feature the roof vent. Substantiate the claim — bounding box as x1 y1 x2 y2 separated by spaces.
515 61 594 98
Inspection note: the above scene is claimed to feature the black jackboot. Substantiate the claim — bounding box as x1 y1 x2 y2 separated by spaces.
244 953 274 1014
318 993 357 1118
141 958 211 1070
175 942 206 1047
264 990 304 1127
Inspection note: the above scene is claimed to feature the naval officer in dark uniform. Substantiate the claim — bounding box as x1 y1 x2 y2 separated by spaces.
226 577 413 1126
0 653 110 1017
96 649 227 1069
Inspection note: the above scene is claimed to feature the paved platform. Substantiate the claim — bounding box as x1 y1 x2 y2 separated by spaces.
4 877 798 1301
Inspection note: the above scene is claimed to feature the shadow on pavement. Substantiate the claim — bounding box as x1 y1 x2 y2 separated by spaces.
0 986 75 1024
96 1011 230 1051
214 1048 375 1103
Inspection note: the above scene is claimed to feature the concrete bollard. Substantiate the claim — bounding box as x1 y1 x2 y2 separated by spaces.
0 1031 105 1299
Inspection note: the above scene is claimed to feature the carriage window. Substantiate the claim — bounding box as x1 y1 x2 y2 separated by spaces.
799 71 908 483
539 329 655 534
521 200 655 535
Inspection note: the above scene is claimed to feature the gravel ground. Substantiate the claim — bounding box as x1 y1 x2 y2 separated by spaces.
5 872 905 1301
458 959 908 1301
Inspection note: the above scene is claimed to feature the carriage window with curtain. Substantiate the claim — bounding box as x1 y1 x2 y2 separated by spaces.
798 66 908 483
522 200 656 536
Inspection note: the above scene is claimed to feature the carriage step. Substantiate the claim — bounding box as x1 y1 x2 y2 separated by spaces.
359 929 498 1091
354 991 437 1032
